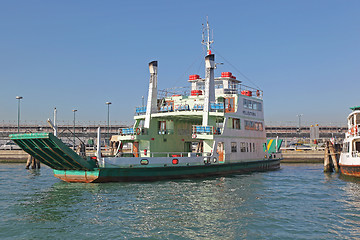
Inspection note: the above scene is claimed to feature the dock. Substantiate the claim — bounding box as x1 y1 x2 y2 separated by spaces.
281 150 324 163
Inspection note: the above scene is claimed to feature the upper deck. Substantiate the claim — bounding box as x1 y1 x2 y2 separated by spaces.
135 72 263 120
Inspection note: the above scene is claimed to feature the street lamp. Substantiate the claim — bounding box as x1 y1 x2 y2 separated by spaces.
72 109 77 150
296 114 303 135
16 96 23 133
105 102 112 145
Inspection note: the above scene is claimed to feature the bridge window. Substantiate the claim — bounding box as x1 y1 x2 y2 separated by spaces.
244 99 262 111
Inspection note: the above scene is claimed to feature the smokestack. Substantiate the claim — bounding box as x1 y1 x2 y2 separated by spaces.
144 61 158 128
202 54 215 126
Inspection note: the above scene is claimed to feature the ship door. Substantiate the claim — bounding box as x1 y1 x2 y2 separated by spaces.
225 97 235 113
184 142 192 152
217 142 224 163
133 142 139 157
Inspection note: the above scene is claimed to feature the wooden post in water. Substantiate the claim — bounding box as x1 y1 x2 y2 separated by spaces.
25 155 32 169
35 158 40 169
31 156 36 169
25 155 40 169
329 143 339 173
324 141 333 172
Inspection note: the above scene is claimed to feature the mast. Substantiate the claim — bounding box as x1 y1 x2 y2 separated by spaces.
202 17 214 55
144 61 158 128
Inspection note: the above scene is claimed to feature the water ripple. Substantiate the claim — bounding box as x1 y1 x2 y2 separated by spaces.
0 163 360 239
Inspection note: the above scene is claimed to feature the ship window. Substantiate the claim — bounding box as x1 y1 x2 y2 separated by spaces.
240 142 246 152
355 141 360 152
356 116 360 125
343 142 349 153
228 118 240 129
245 120 263 131
253 143 255 152
249 142 252 152
243 99 262 111
233 118 240 129
231 142 237 152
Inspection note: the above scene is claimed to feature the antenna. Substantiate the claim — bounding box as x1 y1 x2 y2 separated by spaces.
201 16 214 55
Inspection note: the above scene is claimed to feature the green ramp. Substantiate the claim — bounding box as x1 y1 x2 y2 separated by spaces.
9 133 94 170
266 139 283 153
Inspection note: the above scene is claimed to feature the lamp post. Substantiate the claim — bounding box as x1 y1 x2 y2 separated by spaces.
296 114 303 136
105 102 112 145
72 109 77 150
16 96 23 133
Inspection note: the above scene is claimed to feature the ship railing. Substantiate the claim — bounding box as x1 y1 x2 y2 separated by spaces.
192 125 221 135
210 102 224 112
219 83 263 99
158 87 191 99
117 151 212 158
135 106 147 115
118 127 148 135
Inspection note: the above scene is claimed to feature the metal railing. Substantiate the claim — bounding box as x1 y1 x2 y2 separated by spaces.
192 125 221 135
114 151 212 158
119 127 148 136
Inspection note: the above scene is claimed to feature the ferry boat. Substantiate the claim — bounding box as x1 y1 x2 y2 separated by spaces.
339 106 360 177
10 21 282 183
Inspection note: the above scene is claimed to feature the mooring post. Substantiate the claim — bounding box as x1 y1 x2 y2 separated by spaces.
30 156 36 169
25 155 32 169
35 158 40 169
324 141 333 172
329 142 339 173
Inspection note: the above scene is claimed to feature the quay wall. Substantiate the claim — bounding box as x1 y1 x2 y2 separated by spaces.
0 149 325 163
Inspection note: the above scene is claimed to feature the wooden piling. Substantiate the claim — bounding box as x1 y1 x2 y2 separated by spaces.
324 142 333 172
25 155 32 169
25 155 40 169
329 143 339 173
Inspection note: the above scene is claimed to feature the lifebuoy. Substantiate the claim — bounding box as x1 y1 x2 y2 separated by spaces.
119 129 123 135
256 90 260 97
192 134 197 138
227 104 231 109
136 128 141 135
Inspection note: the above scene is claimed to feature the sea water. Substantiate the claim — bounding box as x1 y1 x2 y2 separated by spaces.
0 163 359 240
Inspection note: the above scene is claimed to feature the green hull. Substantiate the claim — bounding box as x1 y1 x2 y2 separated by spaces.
53 158 281 183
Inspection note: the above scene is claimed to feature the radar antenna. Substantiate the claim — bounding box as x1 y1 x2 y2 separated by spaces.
201 17 214 55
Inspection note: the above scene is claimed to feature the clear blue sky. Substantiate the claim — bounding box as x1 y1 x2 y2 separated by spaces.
0 0 359 126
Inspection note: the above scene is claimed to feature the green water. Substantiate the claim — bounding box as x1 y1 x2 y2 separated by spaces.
0 163 359 239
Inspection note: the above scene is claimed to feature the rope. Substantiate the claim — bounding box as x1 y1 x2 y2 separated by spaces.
213 48 262 90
